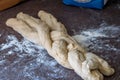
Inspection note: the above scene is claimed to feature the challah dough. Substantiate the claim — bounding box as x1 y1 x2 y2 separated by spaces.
6 10 114 80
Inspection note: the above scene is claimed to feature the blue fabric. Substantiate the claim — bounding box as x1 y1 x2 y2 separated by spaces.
63 0 105 9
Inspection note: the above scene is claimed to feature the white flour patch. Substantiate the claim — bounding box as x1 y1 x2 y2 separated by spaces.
0 35 70 80
72 25 120 53
0 60 6 65
117 4 120 9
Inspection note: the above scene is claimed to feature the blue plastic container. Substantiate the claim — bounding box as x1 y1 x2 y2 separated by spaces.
63 0 108 9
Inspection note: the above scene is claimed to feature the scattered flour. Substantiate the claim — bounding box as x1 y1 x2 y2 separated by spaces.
117 4 120 9
0 35 70 80
73 25 120 53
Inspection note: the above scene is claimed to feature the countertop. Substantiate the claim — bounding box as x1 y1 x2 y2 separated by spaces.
0 0 120 80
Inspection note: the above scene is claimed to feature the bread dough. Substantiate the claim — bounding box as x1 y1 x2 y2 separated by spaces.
6 10 114 80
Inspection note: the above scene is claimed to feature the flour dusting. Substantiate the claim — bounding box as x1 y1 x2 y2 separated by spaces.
72 25 120 53
117 4 120 9
0 35 71 80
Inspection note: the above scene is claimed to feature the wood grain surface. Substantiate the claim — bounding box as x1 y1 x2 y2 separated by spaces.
0 0 22 11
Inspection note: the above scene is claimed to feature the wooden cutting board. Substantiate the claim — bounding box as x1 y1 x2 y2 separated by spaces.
0 0 22 11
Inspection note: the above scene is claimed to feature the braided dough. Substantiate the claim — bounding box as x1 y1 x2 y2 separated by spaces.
6 10 114 80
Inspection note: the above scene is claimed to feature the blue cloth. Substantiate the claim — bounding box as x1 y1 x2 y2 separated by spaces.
63 0 106 9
